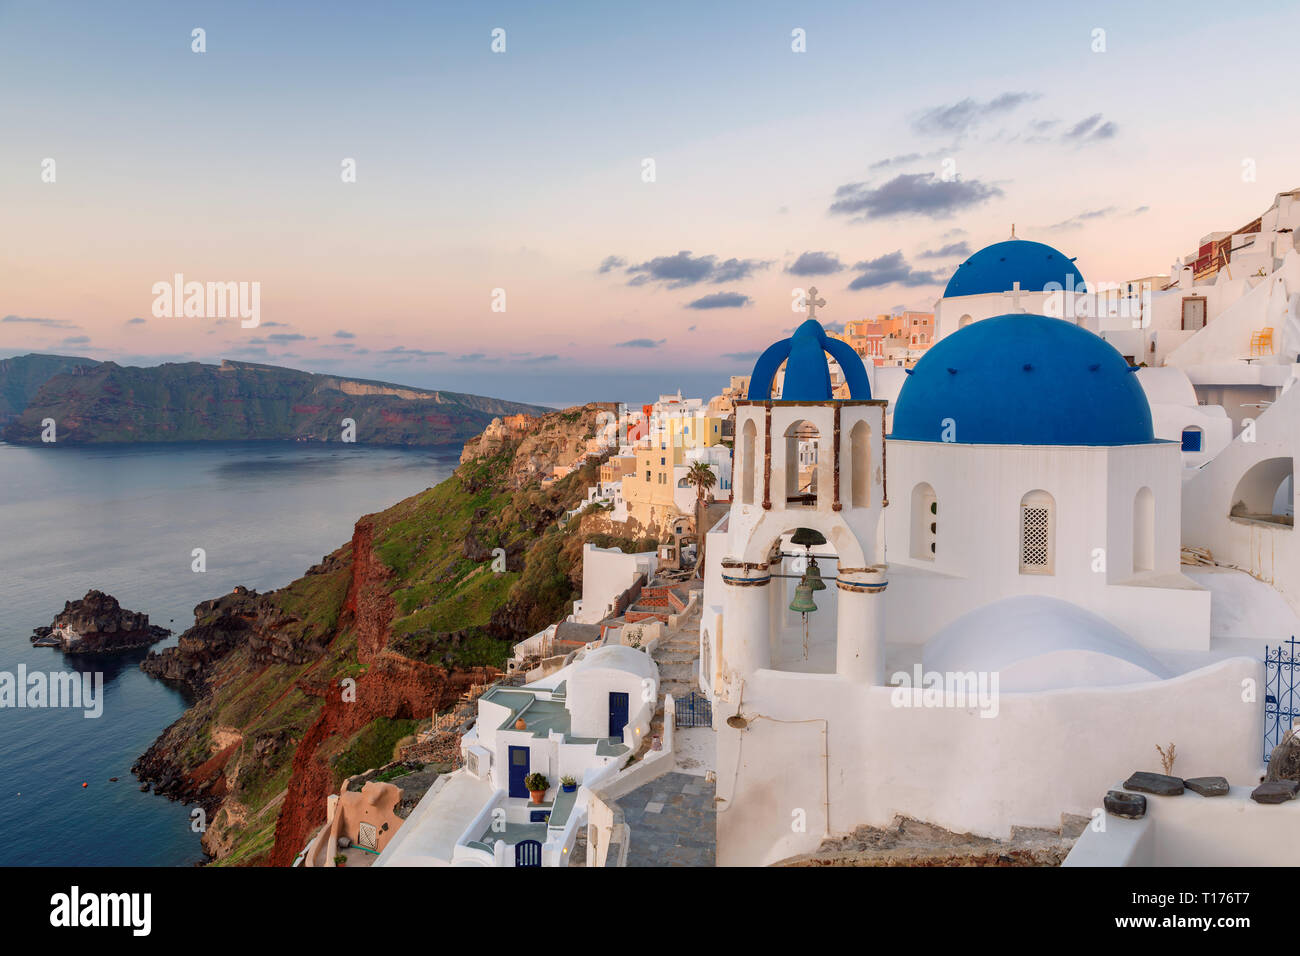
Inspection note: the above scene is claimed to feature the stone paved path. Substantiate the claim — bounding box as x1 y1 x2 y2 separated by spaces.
621 771 716 867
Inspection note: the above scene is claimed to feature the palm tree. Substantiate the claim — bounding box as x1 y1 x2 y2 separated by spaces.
685 461 717 577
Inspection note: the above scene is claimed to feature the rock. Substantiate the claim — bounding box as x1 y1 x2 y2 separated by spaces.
1183 776 1229 797
1250 780 1299 804
1104 790 1147 819
1123 771 1184 796
108 777 118 783
35 590 170 654
1265 729 1300 783
337 836 351 849
139 784 149 791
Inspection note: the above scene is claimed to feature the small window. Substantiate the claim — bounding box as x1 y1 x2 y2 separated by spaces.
1181 428 1202 452
1019 490 1055 575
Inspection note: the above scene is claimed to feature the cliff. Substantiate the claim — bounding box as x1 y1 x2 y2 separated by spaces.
0 353 100 426
132 403 634 865
3 358 549 446
30 590 169 653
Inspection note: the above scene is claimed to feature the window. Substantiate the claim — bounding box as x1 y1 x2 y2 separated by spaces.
1019 490 1055 574
661 457 666 466
741 420 756 504
1134 487 1155 572
850 420 870 508
909 482 936 560
1181 427 1203 452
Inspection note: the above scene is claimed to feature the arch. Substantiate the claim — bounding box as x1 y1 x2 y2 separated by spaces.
1019 489 1055 574
910 482 937 561
784 419 820 507
958 313 973 329
741 419 757 504
1133 486 1155 572
850 420 871 508
1230 457 1294 527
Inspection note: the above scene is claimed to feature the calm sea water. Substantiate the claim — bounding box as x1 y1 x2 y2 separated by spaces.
0 441 458 866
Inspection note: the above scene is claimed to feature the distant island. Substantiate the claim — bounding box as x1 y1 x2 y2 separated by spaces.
31 590 170 654
0 354 550 447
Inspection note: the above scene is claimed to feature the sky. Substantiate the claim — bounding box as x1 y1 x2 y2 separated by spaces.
2 0 1298 406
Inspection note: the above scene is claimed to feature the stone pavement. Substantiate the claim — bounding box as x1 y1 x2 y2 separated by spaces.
621 771 716 867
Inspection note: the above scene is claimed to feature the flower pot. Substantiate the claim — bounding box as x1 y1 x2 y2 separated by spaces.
561 782 576 793
529 789 546 805
515 717 526 730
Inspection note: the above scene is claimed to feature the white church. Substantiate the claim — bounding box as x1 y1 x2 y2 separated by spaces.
696 205 1300 865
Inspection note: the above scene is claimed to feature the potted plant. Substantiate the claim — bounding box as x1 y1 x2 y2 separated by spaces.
560 775 577 793
524 772 549 804
333 853 347 868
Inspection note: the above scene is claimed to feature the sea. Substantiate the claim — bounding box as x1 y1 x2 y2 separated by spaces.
0 441 459 866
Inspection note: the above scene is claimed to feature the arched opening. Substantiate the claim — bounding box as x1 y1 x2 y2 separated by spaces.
741 420 756 504
1133 486 1155 572
958 314 973 329
771 527 839 674
1019 489 1055 575
850 420 870 507
1230 457 1294 527
1181 426 1203 453
784 420 820 507
910 482 937 561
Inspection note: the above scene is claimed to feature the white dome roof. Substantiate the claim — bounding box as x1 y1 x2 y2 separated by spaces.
922 596 1171 692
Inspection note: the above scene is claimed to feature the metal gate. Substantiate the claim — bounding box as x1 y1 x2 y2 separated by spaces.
1264 637 1300 761
515 839 542 868
675 691 712 728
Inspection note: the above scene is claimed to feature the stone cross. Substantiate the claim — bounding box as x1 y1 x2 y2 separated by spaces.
805 286 826 320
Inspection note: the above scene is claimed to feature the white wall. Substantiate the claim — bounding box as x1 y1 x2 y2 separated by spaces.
714 657 1262 866
576 544 656 625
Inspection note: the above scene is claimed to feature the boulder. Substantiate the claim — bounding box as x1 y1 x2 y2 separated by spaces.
1104 790 1147 819
1265 729 1300 783
1122 771 1184 796
1250 780 1299 805
1182 776 1229 797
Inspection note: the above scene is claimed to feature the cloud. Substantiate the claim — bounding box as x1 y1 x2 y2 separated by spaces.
125 317 147 325
454 353 489 362
598 255 627 274
1062 113 1118 144
687 292 752 309
847 251 947 290
61 335 91 345
520 354 559 363
260 321 289 327
615 338 666 348
916 241 970 259
2 314 79 329
622 251 771 288
1047 205 1148 231
379 346 446 357
830 173 1002 221
333 330 355 339
248 333 308 344
786 251 846 276
721 350 761 362
913 92 1038 136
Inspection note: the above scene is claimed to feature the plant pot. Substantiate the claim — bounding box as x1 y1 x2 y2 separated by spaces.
529 790 545 805
515 717 526 730
561 783 577 793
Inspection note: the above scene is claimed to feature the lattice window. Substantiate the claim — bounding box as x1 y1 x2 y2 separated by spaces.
1019 491 1054 574
357 822 379 851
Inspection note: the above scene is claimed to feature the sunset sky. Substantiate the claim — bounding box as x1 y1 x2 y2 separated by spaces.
2 0 1298 405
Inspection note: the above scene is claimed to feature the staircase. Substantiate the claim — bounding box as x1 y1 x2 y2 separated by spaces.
645 604 702 749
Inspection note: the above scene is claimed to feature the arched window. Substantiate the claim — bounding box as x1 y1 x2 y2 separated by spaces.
741 420 756 505
910 482 937 561
1133 486 1155 572
958 314 973 329
850 420 870 507
784 420 819 506
1181 427 1203 452
1019 490 1055 574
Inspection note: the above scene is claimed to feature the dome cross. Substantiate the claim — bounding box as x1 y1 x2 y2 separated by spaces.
804 286 827 319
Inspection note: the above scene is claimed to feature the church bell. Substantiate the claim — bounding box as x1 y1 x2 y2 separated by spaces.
789 580 818 614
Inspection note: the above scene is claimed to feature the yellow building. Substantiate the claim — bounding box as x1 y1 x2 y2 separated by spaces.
622 443 683 529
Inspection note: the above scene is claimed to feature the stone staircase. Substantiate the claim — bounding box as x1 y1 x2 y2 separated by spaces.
645 606 702 748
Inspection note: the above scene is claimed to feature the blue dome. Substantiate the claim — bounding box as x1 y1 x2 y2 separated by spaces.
891 314 1155 446
943 239 1086 298
748 319 871 401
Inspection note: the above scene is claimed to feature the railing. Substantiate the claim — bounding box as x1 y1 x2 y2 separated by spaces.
1264 637 1299 762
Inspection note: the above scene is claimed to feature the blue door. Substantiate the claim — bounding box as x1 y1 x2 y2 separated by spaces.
508 745 530 798
608 691 629 738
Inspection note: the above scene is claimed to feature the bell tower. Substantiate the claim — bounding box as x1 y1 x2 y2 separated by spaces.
718 293 888 688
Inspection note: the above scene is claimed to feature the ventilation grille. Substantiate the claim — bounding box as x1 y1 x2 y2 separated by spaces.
1021 506 1050 568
